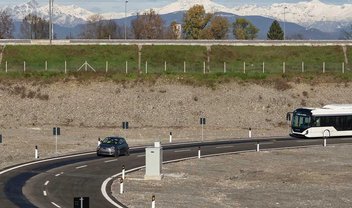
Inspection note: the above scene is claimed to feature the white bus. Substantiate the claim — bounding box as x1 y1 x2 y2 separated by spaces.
287 104 352 138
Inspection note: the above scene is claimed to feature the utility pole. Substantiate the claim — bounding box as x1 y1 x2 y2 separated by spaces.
49 0 52 44
284 6 287 40
124 0 128 40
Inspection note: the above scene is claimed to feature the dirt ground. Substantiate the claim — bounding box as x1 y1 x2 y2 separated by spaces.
113 145 352 208
1 79 352 170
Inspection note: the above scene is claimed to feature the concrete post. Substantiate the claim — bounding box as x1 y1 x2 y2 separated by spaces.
24 61 26 72
224 62 226 73
164 61 167 72
262 62 265 73
106 61 108 73
146 61 148 74
256 142 260 152
302 61 304 73
64 61 67 74
5 61 7 73
342 62 345 74
249 128 252 138
184 61 186 73
126 61 128 74
138 45 142 74
283 62 286 74
243 62 246 74
323 62 325 73
45 61 48 71
169 132 172 143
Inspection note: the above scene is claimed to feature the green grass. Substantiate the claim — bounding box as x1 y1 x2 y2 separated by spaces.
0 45 351 86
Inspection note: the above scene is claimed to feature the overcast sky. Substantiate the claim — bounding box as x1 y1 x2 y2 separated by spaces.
1 0 352 13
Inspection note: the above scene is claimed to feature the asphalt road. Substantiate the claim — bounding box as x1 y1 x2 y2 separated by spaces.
1 137 352 208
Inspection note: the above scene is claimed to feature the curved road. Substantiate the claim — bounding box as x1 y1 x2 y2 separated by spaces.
1 137 352 208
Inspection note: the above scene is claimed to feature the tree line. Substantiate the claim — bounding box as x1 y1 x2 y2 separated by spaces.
1 5 352 40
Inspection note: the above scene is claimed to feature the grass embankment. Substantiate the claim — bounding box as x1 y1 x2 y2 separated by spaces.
0 45 351 85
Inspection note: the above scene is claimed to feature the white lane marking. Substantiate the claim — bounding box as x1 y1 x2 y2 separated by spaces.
174 149 191 153
216 145 234 149
44 181 50 186
104 159 118 163
76 165 87 169
0 152 95 175
43 191 47 196
55 172 64 177
51 202 61 208
137 154 145 158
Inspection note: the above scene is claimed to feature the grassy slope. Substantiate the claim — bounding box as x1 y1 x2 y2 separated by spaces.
0 45 351 84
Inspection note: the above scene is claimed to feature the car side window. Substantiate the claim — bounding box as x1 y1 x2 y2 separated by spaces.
118 139 125 145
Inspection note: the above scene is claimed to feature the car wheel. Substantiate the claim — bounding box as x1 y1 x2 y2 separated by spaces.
114 149 120 157
97 152 101 156
125 149 130 156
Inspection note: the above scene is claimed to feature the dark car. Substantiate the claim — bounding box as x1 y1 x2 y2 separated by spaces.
96 137 129 157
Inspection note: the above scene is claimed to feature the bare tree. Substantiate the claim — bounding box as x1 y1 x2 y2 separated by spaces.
0 9 14 39
80 15 122 39
131 9 164 39
21 14 49 39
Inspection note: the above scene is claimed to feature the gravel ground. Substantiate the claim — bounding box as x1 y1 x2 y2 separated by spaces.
113 145 352 208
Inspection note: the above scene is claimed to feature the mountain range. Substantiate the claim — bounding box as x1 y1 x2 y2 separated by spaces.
1 0 350 39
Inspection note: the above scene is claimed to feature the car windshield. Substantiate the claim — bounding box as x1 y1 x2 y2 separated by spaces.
102 137 121 145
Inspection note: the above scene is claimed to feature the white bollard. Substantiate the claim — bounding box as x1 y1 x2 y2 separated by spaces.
122 165 125 180
224 62 226 73
256 142 260 152
35 145 39 159
203 62 206 74
152 195 155 208
64 61 67 74
106 61 108 73
5 61 7 73
249 128 252 138
24 61 26 72
323 62 325 73
283 62 286 74
169 132 172 143
98 138 101 146
302 61 305 73
184 61 186 73
198 146 201 159
323 138 327 147
164 61 167 72
45 61 47 71
119 178 124 194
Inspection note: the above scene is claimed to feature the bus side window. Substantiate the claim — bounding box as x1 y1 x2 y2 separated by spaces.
313 117 320 127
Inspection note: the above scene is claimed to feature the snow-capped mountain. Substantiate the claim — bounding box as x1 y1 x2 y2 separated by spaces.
2 0 352 33
152 0 352 33
2 0 125 27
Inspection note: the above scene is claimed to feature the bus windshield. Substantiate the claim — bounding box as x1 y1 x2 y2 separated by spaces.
292 112 312 132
